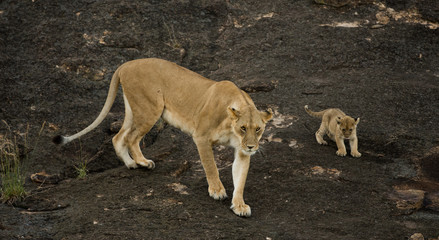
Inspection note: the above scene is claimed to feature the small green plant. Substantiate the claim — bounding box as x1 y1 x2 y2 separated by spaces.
75 162 88 179
74 139 88 179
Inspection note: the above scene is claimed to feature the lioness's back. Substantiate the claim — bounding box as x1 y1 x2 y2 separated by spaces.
119 58 214 88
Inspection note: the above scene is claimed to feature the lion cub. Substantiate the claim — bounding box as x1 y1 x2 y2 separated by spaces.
304 105 361 157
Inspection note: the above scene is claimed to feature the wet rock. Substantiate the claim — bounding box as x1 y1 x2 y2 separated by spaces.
424 192 439 212
389 189 425 212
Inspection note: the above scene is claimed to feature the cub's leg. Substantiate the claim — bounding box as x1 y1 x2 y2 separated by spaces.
230 150 251 217
349 136 361 157
194 138 227 200
335 137 347 156
315 123 328 145
113 95 137 169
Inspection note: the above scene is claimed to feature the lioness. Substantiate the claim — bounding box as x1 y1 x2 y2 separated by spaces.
54 58 273 217
304 105 361 157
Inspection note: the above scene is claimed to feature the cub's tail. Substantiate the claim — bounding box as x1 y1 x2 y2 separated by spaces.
53 67 122 145
304 105 326 119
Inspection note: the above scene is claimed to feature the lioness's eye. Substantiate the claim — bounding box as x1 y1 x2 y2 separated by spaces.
256 127 261 132
241 126 246 132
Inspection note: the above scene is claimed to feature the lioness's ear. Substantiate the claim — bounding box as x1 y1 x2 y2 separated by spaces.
260 108 273 123
355 118 360 125
227 106 240 120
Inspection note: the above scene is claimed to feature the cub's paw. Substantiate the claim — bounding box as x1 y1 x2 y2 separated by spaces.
231 203 251 217
137 159 156 169
336 150 347 157
317 139 328 145
209 187 227 200
351 151 362 158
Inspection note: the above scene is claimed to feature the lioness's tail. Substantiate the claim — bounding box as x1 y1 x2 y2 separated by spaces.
304 105 326 119
53 67 122 145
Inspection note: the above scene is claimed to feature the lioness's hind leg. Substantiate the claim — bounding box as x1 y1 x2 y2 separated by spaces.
124 90 164 169
113 95 137 169
113 128 137 169
126 126 156 169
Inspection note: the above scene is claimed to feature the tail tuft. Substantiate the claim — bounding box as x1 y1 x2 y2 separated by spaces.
52 135 66 145
304 105 324 118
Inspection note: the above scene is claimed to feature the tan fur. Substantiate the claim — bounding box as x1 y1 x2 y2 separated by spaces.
55 58 273 217
304 105 361 158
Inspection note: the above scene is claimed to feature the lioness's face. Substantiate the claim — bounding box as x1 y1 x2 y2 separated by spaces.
337 117 359 138
228 107 273 155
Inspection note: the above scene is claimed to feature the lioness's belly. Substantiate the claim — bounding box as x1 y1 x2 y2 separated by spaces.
162 109 194 135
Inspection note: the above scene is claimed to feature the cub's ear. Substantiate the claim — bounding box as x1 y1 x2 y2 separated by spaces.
336 116 341 125
227 106 240 120
260 108 273 123
355 117 360 125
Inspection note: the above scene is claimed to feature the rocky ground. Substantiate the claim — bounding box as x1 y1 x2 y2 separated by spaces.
0 0 438 239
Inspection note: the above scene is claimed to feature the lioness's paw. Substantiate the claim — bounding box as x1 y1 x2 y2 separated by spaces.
317 140 328 145
351 151 361 158
231 203 251 217
336 150 347 157
209 187 227 200
125 162 139 169
137 159 156 169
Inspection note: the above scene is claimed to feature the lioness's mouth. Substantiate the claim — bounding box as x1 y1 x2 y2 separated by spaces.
242 149 257 155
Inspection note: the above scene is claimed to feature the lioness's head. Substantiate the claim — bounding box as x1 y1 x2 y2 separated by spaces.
227 106 273 155
336 116 360 138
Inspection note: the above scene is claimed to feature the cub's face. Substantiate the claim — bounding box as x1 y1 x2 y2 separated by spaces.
337 116 360 138
228 107 273 155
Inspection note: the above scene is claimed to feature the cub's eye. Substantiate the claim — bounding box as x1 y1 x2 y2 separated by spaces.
342 129 346 132
256 127 261 132
240 126 246 132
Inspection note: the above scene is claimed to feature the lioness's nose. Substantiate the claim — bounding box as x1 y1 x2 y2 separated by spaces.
247 145 255 150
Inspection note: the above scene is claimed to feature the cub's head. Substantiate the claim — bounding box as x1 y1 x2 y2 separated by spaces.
336 116 360 138
227 106 273 155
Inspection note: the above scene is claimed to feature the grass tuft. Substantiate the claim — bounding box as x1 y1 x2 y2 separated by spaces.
0 121 45 204
163 20 182 49
0 140 26 204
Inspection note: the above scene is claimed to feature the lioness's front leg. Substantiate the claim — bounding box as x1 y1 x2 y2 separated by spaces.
194 138 227 200
231 150 251 217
